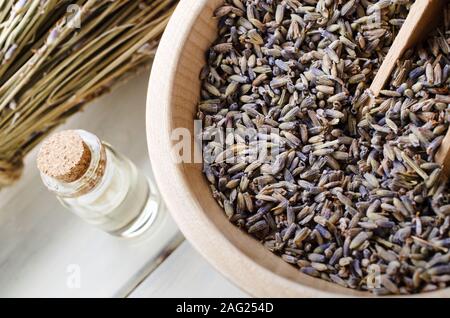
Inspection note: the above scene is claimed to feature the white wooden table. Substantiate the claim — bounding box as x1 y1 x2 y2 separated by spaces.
0 71 248 298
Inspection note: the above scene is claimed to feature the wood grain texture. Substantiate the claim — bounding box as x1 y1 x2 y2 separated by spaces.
146 0 450 297
129 241 248 298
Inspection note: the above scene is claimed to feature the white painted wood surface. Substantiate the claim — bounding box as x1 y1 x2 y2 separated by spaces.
130 241 248 298
0 71 184 297
0 70 246 298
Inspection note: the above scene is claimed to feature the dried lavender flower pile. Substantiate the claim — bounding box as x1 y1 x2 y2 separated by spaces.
197 0 450 295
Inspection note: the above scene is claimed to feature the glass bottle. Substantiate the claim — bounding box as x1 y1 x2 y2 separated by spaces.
37 129 160 238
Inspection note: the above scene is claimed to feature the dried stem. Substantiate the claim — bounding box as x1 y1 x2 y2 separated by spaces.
0 0 178 187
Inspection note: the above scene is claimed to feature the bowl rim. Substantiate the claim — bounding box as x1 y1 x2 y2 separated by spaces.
146 0 449 298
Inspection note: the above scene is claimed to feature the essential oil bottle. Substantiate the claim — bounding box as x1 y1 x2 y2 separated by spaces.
37 129 160 238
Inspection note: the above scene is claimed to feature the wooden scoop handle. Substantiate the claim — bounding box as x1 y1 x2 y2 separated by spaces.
370 0 446 96
363 0 450 175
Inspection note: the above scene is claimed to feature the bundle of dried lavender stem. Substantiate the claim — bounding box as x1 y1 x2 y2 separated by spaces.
0 0 177 187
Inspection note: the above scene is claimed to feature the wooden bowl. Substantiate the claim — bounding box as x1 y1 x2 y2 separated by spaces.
147 0 450 297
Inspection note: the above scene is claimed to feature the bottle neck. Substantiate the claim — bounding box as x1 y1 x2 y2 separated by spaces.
40 130 107 198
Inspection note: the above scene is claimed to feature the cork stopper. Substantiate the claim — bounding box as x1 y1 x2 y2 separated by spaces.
37 130 92 183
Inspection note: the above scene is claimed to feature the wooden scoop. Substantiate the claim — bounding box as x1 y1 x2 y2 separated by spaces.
436 133 450 176
361 0 449 173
